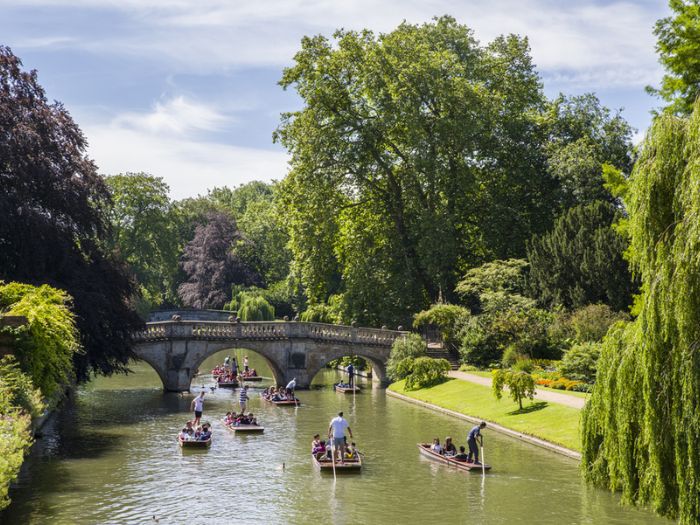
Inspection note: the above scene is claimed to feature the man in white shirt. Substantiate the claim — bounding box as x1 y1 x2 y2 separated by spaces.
328 411 353 464
191 391 205 427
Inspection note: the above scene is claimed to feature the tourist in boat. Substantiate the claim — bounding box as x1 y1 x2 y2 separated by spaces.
198 423 212 441
243 355 250 372
239 385 250 412
454 446 468 462
179 427 190 441
467 422 487 464
328 411 353 464
224 355 230 367
444 436 457 457
431 438 443 454
347 363 354 388
231 357 238 377
191 391 205 427
247 413 257 425
346 442 359 460
312 434 323 454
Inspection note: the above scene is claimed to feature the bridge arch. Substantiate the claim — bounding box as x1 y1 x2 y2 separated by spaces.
306 349 387 387
186 342 287 386
131 320 403 392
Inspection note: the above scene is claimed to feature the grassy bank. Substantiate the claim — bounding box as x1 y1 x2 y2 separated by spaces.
388 378 581 451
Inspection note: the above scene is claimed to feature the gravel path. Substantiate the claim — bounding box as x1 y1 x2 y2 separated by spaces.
447 370 586 409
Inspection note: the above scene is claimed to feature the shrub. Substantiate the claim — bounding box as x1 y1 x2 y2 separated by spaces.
0 282 80 397
0 356 43 510
386 333 426 381
558 342 602 383
460 306 561 367
492 368 536 410
237 295 275 321
402 357 451 390
568 304 629 343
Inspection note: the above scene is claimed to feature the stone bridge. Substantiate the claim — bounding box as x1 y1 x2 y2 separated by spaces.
131 315 406 392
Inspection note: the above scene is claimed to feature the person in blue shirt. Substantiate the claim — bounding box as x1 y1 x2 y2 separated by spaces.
467 422 486 463
198 423 212 441
346 363 355 388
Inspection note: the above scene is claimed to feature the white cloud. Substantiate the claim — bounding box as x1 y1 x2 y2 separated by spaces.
6 0 666 88
80 101 289 198
114 96 229 135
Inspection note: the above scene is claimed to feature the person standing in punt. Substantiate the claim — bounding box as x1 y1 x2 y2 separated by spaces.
239 385 250 413
328 411 353 464
467 422 486 464
191 391 205 427
346 363 355 388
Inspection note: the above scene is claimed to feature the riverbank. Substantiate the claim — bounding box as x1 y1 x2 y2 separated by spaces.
387 378 581 457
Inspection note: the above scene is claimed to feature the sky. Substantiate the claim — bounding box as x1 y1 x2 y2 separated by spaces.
1 0 670 199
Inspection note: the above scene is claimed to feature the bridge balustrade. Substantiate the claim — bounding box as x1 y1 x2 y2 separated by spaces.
132 320 404 347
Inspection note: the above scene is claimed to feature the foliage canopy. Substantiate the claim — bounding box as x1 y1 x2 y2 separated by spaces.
581 103 700 524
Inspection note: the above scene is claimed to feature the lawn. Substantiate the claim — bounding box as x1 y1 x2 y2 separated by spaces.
389 378 582 451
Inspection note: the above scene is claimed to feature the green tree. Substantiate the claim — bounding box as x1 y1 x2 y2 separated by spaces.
558 342 601 384
105 173 179 310
543 94 634 209
275 17 555 325
237 295 275 321
527 201 635 311
492 367 536 410
460 305 559 367
400 356 451 390
386 333 427 381
0 46 141 380
455 259 530 313
581 104 700 524
413 303 470 350
649 0 700 115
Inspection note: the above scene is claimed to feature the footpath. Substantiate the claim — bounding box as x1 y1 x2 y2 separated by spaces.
447 370 586 409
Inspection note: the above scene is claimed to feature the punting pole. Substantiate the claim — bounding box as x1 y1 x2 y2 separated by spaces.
480 440 486 476
331 440 337 481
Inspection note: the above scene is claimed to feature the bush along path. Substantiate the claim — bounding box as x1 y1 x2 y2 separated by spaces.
448 370 586 409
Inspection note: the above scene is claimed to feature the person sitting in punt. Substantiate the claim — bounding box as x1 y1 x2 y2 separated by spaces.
312 434 323 453
431 438 443 454
198 424 212 441
454 446 468 462
247 413 257 425
179 427 190 441
444 437 457 457
184 424 195 440
346 442 359 460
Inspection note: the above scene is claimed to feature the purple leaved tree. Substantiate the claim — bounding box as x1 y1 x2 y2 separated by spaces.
178 212 262 309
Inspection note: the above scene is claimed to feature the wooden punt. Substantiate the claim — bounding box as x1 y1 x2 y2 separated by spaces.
217 380 239 388
179 435 212 449
225 424 264 434
313 454 362 472
335 384 360 394
261 394 300 406
417 443 491 472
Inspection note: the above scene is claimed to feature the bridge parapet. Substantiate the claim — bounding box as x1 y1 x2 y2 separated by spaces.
132 320 405 347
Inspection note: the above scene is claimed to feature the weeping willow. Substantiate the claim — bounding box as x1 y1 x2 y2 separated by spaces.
581 106 700 523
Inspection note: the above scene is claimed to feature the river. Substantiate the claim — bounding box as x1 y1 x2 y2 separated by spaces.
2 352 670 525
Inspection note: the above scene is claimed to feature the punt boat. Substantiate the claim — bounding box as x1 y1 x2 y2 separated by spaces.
179 435 212 449
417 443 491 472
313 454 362 472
